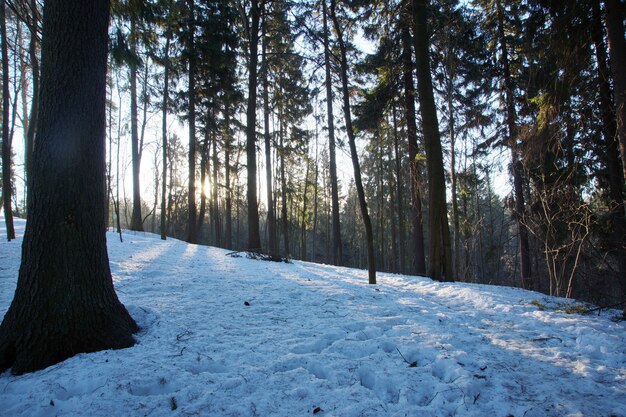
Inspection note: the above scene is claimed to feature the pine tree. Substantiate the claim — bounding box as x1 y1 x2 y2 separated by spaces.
0 0 137 375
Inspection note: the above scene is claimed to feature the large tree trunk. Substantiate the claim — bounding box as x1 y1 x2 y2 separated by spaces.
246 0 262 250
593 0 626 317
330 0 376 284
322 0 342 266
187 0 198 243
400 1 425 274
1 0 15 240
0 0 137 375
604 0 626 183
129 15 143 232
496 0 531 289
413 0 453 282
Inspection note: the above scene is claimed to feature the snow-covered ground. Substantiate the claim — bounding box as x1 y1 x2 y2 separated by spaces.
0 217 625 417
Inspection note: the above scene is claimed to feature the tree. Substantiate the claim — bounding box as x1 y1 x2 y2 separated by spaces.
413 0 453 281
0 0 137 375
603 0 626 183
245 0 262 251
321 0 343 266
330 0 376 284
1 0 15 240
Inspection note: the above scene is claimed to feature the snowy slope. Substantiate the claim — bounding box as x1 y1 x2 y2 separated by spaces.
0 218 625 417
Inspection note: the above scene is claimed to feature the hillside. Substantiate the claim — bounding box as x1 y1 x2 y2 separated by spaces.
0 218 625 416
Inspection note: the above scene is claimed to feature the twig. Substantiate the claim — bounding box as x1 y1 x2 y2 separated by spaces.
395 348 417 367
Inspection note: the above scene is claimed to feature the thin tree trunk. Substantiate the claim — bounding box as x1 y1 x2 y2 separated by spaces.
246 0 262 250
25 0 38 201
212 130 221 246
392 104 406 274
262 18 277 257
279 118 289 256
224 107 233 249
187 0 198 243
446 50 461 280
496 0 531 289
400 1 425 274
301 157 310 261
198 127 209 232
322 0 342 265
160 0 172 240
129 15 143 232
413 0 453 281
1 0 15 240
330 0 376 284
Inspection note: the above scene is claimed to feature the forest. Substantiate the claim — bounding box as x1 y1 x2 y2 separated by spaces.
1 0 625 314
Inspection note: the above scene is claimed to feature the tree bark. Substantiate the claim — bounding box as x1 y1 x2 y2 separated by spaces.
0 0 137 375
496 0 531 289
129 15 143 232
330 0 376 284
246 0 262 250
24 0 39 202
187 0 198 243
224 107 233 249
400 1 426 274
160 0 173 240
413 0 453 281
262 17 277 258
392 104 406 274
322 0 343 266
594 0 626 317
604 0 626 183
1 0 15 240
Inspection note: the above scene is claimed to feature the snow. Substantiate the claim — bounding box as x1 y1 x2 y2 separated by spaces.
1 217 625 417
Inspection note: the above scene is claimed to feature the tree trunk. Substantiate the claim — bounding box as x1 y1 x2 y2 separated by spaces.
1 0 15 240
0 0 137 375
594 0 626 317
129 15 143 232
330 0 376 284
160 0 172 241
246 0 262 250
392 104 406 274
262 18 277 258
24 0 39 202
224 107 233 249
212 131 221 246
413 0 453 281
198 128 209 232
400 1 425 274
446 49 461 280
279 119 290 256
322 0 342 266
496 0 531 289
604 0 626 183
187 0 198 243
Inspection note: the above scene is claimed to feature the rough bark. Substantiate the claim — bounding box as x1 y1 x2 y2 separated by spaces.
330 0 376 284
0 0 138 375
413 0 453 281
224 108 233 249
392 104 406 274
593 0 626 317
400 1 425 274
604 0 626 183
322 0 342 266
